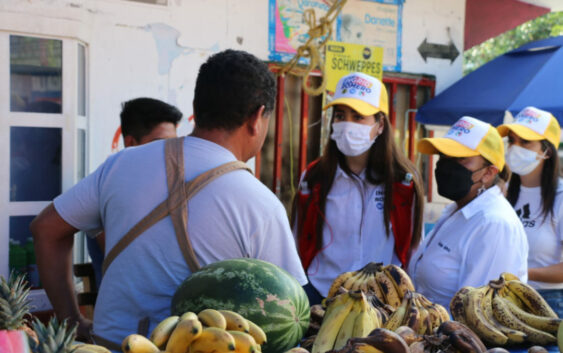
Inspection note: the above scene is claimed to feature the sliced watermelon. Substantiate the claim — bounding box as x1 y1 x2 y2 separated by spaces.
171 258 310 353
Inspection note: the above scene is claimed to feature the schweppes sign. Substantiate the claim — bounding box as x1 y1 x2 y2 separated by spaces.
325 41 384 92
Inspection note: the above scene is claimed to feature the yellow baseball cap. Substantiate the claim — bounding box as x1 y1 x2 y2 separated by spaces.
323 72 389 116
497 107 561 148
418 116 505 170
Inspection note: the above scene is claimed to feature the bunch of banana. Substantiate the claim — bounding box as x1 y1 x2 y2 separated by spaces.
326 262 414 309
122 308 267 353
383 290 450 334
311 291 383 353
449 274 561 346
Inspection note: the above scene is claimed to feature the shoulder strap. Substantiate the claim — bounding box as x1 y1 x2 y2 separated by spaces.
102 138 252 274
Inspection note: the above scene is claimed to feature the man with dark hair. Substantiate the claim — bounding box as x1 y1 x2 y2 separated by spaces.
120 97 182 146
87 97 182 290
31 49 307 350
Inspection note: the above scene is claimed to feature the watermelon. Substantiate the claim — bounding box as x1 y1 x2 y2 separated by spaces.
0 330 31 353
171 258 310 353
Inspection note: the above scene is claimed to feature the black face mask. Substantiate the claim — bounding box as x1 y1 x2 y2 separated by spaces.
435 158 480 201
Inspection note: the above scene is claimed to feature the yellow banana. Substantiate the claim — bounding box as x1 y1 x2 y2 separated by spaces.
366 274 386 303
464 286 508 346
402 294 421 333
228 330 258 353
412 296 431 335
219 310 250 333
334 299 362 349
374 271 401 308
502 295 561 334
505 280 558 318
180 311 199 321
198 308 228 329
383 265 415 299
491 292 556 345
450 286 472 325
121 334 160 353
165 317 203 353
189 327 236 353
500 272 520 281
311 292 355 353
432 303 451 323
482 288 527 345
383 293 409 331
352 294 377 338
246 320 267 345
71 344 111 353
149 315 180 348
328 271 355 298
343 271 364 292
351 272 369 292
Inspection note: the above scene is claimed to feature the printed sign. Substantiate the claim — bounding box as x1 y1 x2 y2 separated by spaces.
325 41 383 92
268 0 334 63
337 0 403 71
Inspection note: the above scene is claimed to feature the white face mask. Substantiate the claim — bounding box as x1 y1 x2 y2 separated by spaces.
505 144 546 176
331 121 377 157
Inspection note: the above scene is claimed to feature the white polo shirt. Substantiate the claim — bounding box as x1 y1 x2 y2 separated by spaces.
409 185 528 309
513 180 563 289
302 166 400 297
54 136 307 347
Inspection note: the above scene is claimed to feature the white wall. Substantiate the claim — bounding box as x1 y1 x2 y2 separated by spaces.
402 0 465 94
0 0 465 170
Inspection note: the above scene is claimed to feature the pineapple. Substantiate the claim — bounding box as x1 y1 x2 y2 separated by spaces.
0 271 36 351
0 271 31 331
31 317 77 353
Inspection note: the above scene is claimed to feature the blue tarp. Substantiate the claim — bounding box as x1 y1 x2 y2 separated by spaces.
416 36 563 127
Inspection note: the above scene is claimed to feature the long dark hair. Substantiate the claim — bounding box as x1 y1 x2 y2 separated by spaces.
506 140 560 221
291 111 424 250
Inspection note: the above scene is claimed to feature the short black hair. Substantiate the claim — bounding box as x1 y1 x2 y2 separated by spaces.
120 97 183 141
194 49 276 131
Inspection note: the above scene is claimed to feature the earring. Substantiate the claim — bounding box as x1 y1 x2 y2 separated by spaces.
477 184 486 195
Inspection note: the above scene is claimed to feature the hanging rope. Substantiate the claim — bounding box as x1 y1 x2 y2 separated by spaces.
280 0 348 96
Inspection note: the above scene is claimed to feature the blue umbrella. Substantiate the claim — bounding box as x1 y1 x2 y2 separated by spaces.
416 35 563 126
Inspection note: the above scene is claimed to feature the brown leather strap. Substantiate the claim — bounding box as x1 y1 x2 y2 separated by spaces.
166 137 199 272
102 138 252 274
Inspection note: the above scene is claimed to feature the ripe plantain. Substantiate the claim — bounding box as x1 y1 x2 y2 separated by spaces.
149 315 180 348
328 271 355 298
502 295 561 334
366 274 386 303
450 286 473 325
383 264 415 299
492 293 557 345
351 294 378 338
350 328 410 353
198 308 227 329
384 292 409 332
505 280 558 318
375 271 401 308
482 288 527 345
334 298 363 349
166 317 203 353
464 286 509 346
122 334 160 353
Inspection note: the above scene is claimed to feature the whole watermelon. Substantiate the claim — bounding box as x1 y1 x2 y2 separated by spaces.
171 258 310 353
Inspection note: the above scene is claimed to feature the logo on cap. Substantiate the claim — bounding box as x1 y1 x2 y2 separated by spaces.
340 76 373 96
515 107 541 125
447 120 474 137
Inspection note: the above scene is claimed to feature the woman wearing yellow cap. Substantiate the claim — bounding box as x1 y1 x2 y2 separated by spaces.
497 106 563 316
409 116 528 308
291 72 424 304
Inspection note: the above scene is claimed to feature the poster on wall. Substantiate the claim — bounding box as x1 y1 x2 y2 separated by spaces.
337 0 404 72
268 0 335 63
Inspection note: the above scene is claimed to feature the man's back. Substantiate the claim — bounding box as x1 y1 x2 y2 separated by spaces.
54 136 306 344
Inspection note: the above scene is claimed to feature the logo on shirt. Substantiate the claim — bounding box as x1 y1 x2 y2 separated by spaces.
437 241 451 252
447 120 474 137
375 190 384 211
515 203 535 228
